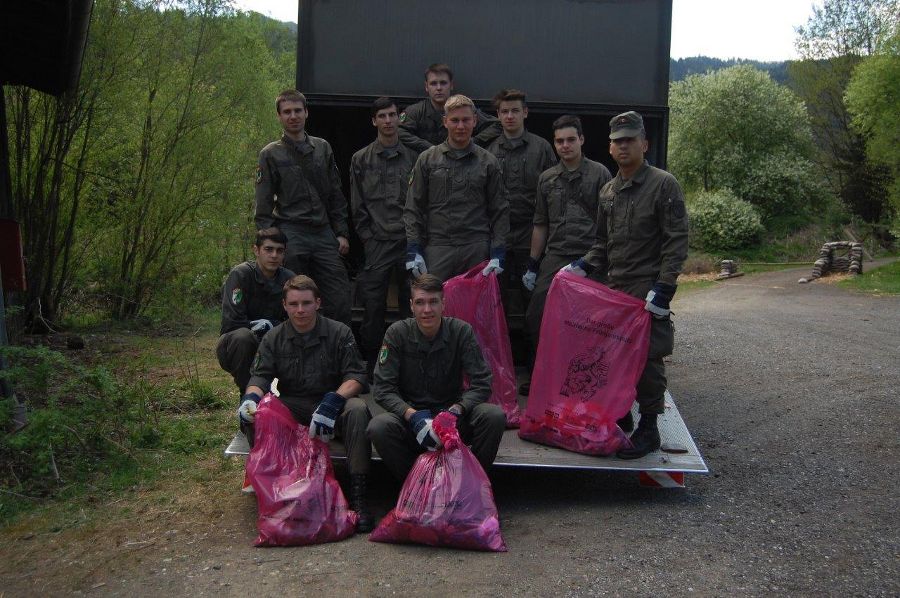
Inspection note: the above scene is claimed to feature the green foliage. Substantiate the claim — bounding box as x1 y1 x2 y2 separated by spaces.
669 65 820 218
688 189 765 251
838 259 900 294
670 57 788 84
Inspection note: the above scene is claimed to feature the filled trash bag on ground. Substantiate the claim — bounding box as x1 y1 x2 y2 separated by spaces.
245 394 357 546
443 262 521 427
519 271 650 455
370 412 508 551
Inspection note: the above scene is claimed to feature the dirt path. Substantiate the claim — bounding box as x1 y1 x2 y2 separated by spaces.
2 267 898 596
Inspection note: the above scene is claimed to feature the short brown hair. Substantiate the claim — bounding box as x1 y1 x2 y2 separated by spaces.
425 63 453 81
410 274 444 295
283 274 320 300
443 94 475 114
553 114 583 137
255 227 287 247
276 89 307 113
493 88 527 110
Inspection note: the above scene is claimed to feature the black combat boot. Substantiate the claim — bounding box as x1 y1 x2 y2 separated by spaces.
616 413 660 459
350 474 374 533
616 410 634 433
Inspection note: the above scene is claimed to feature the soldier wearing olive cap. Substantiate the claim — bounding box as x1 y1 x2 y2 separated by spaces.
563 110 689 459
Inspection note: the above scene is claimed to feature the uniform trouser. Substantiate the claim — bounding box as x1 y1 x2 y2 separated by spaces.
279 222 352 326
424 241 489 283
215 328 258 393
500 223 533 322
279 394 372 476
366 403 506 481
357 239 411 368
524 252 580 347
607 278 675 415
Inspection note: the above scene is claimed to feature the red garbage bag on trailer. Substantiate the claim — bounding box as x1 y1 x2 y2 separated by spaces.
442 262 521 427
245 394 357 546
369 412 508 551
518 271 651 455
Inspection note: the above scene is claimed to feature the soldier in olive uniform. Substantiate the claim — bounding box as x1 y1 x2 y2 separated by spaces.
564 111 689 459
351 97 417 378
404 94 510 283
255 89 352 326
237 275 373 531
216 227 295 396
398 63 501 153
367 274 507 481
485 89 556 316
523 115 611 359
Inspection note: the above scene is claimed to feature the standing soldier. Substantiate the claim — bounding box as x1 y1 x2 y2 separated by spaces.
564 111 689 459
351 97 418 379
404 94 510 282
255 89 352 326
399 63 501 153
522 115 611 393
216 227 295 405
485 88 556 316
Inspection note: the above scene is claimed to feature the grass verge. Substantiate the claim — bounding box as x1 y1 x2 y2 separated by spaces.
837 260 900 295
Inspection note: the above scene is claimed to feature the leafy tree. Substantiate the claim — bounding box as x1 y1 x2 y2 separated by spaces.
669 65 819 219
789 0 898 224
845 30 900 221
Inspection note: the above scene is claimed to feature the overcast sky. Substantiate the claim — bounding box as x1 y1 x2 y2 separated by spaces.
232 0 820 62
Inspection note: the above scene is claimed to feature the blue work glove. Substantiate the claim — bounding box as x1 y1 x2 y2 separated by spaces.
310 391 345 442
405 242 427 278
249 319 274 338
645 282 677 319
561 258 593 277
481 247 506 276
237 392 262 425
408 409 441 451
521 256 539 291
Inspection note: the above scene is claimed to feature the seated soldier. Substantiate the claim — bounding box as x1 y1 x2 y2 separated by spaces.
216 227 295 408
237 275 373 532
367 274 506 481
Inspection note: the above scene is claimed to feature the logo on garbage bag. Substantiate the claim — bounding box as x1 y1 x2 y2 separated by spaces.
559 346 609 401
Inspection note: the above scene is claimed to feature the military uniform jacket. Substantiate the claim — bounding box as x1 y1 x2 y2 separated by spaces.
534 158 612 257
585 161 689 287
248 314 367 401
373 317 492 417
350 140 418 242
398 99 502 154
404 141 510 248
219 262 295 335
486 131 557 232
255 133 349 238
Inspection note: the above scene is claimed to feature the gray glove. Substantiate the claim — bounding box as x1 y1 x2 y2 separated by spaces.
249 319 274 338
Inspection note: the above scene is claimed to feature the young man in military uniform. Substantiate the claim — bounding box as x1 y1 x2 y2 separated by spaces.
522 115 611 390
237 275 374 531
485 89 556 316
216 227 295 399
255 89 352 326
367 274 507 481
564 111 689 459
398 63 501 153
350 97 418 379
404 94 510 282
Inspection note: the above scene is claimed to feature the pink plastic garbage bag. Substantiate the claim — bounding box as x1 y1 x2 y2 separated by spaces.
518 271 651 455
443 262 521 427
369 412 508 551
245 394 357 546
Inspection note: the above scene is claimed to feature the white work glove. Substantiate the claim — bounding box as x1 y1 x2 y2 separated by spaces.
481 258 504 276
249 319 274 337
406 253 427 278
237 392 262 424
521 270 537 291
560 258 589 277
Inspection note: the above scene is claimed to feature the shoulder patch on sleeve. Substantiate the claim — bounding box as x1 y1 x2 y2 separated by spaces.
399 112 407 123
255 166 262 185
231 287 243 304
378 343 389 364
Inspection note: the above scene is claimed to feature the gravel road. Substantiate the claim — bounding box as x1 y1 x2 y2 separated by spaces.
2 265 898 596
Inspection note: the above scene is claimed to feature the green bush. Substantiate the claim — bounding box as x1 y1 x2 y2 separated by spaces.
689 189 765 251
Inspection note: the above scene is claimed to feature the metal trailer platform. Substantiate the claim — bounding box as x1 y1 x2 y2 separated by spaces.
225 390 707 484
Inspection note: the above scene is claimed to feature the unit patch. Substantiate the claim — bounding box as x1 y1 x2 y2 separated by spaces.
255 166 262 185
399 112 407 123
232 287 243 305
378 343 389 364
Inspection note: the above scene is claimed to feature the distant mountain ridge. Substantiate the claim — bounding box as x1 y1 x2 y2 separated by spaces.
670 56 788 84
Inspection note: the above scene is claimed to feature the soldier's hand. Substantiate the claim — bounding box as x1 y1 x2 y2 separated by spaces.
405 243 427 278
309 392 345 442
237 392 262 424
336 236 350 255
249 319 274 338
561 258 592 277
645 282 677 319
482 247 506 276
522 257 539 291
408 409 441 451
